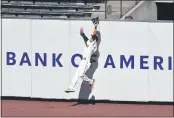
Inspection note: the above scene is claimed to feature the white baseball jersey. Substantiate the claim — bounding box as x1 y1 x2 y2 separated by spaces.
82 40 97 60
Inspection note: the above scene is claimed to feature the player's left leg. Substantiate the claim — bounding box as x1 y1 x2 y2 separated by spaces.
79 61 95 89
82 74 95 89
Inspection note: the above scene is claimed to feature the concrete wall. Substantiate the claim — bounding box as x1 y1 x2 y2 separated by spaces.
121 1 157 21
92 1 138 20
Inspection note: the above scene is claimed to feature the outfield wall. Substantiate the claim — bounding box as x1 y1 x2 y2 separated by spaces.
2 19 173 102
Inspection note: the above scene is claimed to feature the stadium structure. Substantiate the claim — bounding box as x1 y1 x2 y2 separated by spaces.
1 0 173 117
1 0 173 21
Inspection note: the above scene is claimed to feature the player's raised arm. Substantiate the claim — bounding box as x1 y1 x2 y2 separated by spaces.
80 28 89 44
92 28 98 42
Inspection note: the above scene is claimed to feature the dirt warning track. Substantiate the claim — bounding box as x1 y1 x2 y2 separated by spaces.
1 99 173 117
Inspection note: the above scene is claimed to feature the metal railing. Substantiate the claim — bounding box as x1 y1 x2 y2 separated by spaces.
103 0 141 19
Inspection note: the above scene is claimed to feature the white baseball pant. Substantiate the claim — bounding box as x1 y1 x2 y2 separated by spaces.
68 59 92 89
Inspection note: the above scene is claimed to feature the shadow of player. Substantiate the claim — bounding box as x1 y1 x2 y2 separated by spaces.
71 31 101 106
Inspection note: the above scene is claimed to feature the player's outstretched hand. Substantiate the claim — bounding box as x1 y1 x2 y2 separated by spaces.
80 28 84 33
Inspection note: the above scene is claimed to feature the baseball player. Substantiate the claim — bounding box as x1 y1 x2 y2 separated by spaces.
65 25 99 93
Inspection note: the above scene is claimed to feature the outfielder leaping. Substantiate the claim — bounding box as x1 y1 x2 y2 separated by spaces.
65 18 99 93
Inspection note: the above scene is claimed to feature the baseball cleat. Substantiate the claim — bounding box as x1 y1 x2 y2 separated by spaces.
65 88 75 93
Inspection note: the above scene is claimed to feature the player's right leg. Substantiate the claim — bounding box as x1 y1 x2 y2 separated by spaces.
65 60 85 93
65 67 81 93
79 61 96 89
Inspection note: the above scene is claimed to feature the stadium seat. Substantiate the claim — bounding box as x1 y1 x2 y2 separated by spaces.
1 0 140 19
